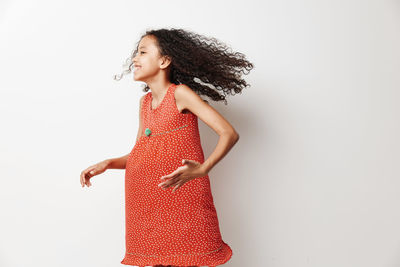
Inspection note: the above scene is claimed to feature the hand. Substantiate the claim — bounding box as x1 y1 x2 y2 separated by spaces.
158 159 208 193
80 160 109 188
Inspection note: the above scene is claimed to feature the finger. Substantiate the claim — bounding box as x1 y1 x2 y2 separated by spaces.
159 178 173 188
81 171 89 187
159 176 180 189
81 165 96 187
84 165 95 174
85 168 96 180
161 171 180 180
172 183 180 192
182 159 198 166
182 159 191 165
172 182 183 193
82 169 96 186
80 172 84 187
160 168 183 180
165 177 182 188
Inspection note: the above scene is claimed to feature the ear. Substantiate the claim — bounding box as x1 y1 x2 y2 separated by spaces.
160 55 172 69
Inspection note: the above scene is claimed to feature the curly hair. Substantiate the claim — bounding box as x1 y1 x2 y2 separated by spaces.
113 27 254 104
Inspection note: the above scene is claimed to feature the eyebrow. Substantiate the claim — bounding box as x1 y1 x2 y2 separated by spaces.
138 46 146 49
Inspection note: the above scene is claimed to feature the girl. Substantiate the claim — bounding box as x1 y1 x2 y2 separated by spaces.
80 28 254 267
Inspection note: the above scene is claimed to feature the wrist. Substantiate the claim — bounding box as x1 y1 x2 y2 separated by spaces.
104 159 112 169
200 162 211 175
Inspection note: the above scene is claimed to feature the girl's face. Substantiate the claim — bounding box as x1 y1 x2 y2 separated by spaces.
132 35 170 82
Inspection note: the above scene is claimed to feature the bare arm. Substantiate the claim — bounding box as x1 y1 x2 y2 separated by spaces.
105 94 146 170
174 84 239 174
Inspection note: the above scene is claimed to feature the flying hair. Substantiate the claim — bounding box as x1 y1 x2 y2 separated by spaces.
114 27 254 104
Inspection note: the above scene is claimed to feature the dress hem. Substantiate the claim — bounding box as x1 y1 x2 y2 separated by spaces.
120 241 232 267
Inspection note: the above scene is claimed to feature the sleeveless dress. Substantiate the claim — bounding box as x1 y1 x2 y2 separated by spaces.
121 83 233 267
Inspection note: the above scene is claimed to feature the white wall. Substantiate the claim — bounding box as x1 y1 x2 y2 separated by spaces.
1 0 399 267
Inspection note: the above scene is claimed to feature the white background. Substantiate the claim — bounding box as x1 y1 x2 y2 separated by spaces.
1 0 399 267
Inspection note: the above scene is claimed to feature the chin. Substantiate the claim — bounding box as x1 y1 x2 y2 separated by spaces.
133 73 148 83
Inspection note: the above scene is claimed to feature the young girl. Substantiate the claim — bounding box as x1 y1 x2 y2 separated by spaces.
80 28 254 267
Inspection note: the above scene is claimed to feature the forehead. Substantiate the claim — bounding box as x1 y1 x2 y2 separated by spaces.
138 35 157 50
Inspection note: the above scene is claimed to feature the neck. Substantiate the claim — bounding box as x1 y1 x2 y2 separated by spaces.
147 80 173 101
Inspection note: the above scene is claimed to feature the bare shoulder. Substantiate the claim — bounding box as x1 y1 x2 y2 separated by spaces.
174 84 239 137
174 84 208 114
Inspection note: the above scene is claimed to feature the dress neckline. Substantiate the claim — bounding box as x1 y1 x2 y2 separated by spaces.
149 83 175 111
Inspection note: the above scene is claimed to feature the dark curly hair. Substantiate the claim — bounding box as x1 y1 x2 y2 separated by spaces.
114 27 254 104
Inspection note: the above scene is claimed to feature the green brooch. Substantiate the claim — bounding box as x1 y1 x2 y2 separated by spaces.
145 128 152 136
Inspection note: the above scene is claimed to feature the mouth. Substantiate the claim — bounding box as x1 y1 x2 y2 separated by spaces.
134 65 142 71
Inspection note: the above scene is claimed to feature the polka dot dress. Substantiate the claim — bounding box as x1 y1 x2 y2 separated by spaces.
121 83 233 267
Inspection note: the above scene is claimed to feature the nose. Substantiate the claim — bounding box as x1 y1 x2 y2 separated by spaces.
132 53 138 63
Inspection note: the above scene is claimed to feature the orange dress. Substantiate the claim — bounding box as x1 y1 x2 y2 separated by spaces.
121 83 233 267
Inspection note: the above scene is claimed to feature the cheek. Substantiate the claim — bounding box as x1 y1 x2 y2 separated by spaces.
142 62 159 74
133 64 157 79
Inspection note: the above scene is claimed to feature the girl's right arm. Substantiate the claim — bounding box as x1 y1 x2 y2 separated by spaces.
105 94 145 170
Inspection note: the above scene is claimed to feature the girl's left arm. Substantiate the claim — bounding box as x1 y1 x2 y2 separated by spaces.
174 84 240 174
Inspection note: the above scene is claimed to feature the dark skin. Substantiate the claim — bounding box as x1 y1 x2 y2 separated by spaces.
132 35 239 192
81 34 239 191
80 35 236 267
133 36 234 267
